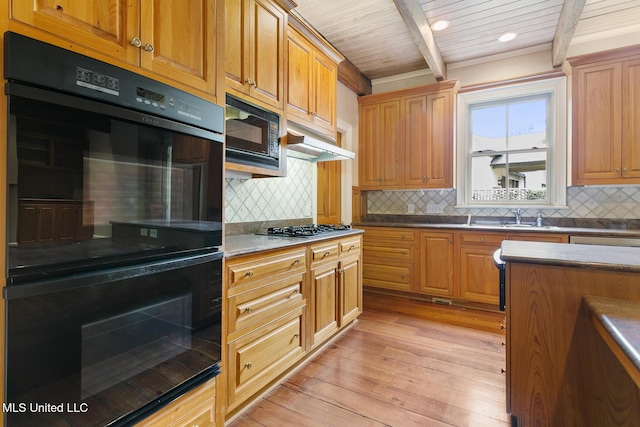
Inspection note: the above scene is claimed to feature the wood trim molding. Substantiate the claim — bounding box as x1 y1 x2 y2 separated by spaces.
567 44 640 66
458 71 566 94
357 80 459 104
339 58 372 96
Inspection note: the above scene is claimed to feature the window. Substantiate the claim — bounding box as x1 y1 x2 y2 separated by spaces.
456 77 567 207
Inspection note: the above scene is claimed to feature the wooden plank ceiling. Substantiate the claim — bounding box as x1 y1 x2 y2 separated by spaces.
294 0 640 88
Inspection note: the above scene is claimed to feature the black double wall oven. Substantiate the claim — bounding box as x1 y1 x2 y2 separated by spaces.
4 33 224 426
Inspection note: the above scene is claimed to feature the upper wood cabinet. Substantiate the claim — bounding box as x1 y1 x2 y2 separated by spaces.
569 46 640 185
11 0 221 99
358 81 458 190
286 25 339 134
358 99 402 189
225 0 286 111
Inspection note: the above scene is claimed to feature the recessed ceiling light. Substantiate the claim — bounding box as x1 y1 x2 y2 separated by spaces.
498 32 518 42
431 20 450 31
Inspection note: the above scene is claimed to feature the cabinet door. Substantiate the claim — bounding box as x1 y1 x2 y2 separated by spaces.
573 62 622 184
358 100 401 189
339 254 362 326
310 262 339 346
622 58 640 179
311 50 337 131
11 0 139 65
286 28 313 121
56 204 79 241
460 245 500 305
424 90 453 187
404 94 429 187
317 160 341 224
250 0 285 108
225 0 250 94
140 0 218 94
419 232 455 297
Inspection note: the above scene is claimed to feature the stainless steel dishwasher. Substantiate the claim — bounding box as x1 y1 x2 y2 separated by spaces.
569 235 640 246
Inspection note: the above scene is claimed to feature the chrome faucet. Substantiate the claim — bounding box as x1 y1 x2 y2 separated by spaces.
512 208 522 225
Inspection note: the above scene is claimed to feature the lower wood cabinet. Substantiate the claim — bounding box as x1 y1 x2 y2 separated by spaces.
136 377 217 427
227 308 305 411
224 234 363 415
17 199 94 244
419 231 455 297
363 226 568 308
361 227 416 292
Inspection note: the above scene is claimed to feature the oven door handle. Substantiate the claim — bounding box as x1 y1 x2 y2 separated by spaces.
4 251 223 300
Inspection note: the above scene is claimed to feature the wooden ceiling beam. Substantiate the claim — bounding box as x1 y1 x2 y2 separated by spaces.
393 0 446 81
338 57 372 96
552 0 587 67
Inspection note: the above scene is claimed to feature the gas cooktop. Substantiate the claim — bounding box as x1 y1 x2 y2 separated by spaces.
257 224 352 238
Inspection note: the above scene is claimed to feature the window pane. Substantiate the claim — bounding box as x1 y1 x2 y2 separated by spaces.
471 105 506 152
507 98 547 149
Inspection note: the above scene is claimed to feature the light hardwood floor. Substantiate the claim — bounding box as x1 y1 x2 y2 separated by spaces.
228 291 509 426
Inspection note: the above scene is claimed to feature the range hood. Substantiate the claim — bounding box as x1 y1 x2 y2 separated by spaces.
286 122 355 162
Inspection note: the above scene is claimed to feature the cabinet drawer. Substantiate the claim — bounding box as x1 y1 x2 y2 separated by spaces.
363 263 412 291
362 227 415 241
228 249 306 288
507 232 568 243
310 241 339 264
228 274 305 339
228 308 304 410
363 242 414 262
340 237 362 255
460 232 506 246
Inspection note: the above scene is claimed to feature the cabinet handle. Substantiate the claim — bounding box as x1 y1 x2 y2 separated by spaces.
246 270 254 278
293 333 300 339
289 289 299 297
500 323 506 330
245 307 253 313
311 111 317 116
323 251 331 257
480 238 485 242
143 43 154 53
400 274 406 279
130 37 142 48
502 341 506 346
348 245 356 250
501 368 506 374
293 258 301 265
245 362 253 369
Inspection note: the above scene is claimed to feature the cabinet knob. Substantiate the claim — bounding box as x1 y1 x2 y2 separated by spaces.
246 270 254 278
501 368 506 374
130 37 142 48
143 43 154 53
245 362 252 369
293 333 300 339
623 167 629 172
245 307 253 313
245 78 257 87
311 111 317 116
617 167 622 173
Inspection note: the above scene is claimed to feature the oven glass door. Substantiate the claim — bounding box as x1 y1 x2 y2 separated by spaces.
5 253 222 427
7 88 223 283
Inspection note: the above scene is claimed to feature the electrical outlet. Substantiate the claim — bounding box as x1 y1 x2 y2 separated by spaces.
407 203 415 214
426 203 445 214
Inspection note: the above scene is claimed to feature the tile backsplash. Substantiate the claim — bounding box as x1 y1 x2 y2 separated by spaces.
367 186 640 219
225 157 313 223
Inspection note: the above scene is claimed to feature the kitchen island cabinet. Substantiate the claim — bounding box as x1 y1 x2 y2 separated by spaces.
11 0 223 101
501 241 640 426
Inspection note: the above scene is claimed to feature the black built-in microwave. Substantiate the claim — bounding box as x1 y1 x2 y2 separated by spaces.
225 94 280 170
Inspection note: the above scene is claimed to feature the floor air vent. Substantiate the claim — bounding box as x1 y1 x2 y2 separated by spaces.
432 297 452 305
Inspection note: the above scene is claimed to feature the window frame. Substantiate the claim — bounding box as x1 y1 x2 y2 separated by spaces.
456 77 567 208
